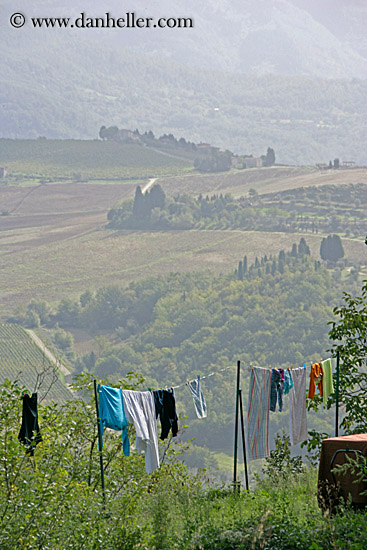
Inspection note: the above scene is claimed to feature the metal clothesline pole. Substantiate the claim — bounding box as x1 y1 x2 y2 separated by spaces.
335 351 340 437
93 379 106 508
239 388 249 491
233 360 241 493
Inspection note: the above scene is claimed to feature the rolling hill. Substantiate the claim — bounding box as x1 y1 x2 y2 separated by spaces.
0 154 366 314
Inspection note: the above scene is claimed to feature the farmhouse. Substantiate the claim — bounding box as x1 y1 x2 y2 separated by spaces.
243 156 263 168
118 129 140 142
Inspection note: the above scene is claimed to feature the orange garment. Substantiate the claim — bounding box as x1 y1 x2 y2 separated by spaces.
308 363 323 398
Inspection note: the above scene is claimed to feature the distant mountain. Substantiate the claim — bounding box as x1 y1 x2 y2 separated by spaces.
1 0 367 78
292 0 367 63
1 0 367 164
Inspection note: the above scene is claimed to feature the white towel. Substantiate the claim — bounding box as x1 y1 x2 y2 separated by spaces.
289 368 308 446
121 390 159 473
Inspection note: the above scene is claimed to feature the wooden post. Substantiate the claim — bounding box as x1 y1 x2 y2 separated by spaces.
94 379 106 507
233 360 241 493
335 351 340 437
239 389 249 491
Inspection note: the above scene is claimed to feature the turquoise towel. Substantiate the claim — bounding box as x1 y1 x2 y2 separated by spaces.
98 384 130 456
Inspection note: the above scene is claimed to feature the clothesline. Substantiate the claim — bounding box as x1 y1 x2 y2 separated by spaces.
172 356 334 390
171 364 235 390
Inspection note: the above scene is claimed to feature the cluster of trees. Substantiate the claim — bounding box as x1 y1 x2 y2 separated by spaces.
109 185 352 235
235 238 312 280
132 184 166 219
98 125 198 152
107 183 167 229
107 182 367 237
107 188 290 231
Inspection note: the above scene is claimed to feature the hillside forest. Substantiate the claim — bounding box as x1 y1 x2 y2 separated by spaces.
10 239 360 464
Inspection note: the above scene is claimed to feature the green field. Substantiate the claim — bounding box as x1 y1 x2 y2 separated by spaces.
1 226 366 314
0 139 195 180
0 323 73 402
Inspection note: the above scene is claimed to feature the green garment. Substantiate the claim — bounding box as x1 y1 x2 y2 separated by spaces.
321 358 334 405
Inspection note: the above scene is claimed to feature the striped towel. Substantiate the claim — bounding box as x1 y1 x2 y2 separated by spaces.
289 367 308 446
247 367 271 460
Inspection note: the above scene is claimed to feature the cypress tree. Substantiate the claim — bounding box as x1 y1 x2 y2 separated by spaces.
298 237 310 256
133 186 145 219
320 234 344 261
149 184 166 209
243 256 248 273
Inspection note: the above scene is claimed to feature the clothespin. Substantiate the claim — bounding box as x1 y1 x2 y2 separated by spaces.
290 365 293 371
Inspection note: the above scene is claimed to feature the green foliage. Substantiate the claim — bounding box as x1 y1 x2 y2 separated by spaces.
320 234 345 262
262 431 304 480
108 182 367 236
300 428 330 467
327 280 367 433
264 147 276 167
1 376 367 548
235 239 309 280
54 327 74 350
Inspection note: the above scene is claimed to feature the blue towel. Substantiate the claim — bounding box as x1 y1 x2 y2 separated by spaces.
98 384 130 456
284 369 294 395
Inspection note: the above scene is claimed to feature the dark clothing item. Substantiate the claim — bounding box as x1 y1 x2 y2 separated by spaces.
18 393 42 455
270 369 284 412
152 389 178 440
